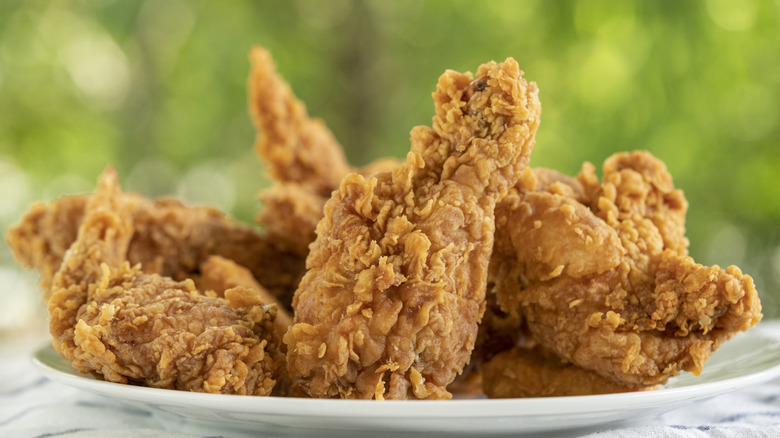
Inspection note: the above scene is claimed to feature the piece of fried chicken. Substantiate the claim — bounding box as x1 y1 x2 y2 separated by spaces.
476 291 650 397
249 46 401 258
248 45 351 199
482 345 652 398
284 58 541 400
6 193 305 308
48 168 285 394
490 151 762 389
194 254 293 337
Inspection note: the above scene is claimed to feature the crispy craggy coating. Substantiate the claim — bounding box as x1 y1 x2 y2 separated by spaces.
579 150 689 254
460 168 592 390
6 193 305 308
476 296 650 398
8 45 397 315
284 58 541 399
48 169 284 395
255 162 404 257
492 151 762 388
5 195 88 300
249 46 351 198
256 183 326 256
249 46 402 256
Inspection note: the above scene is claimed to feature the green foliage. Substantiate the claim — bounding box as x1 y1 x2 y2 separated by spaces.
1 0 778 316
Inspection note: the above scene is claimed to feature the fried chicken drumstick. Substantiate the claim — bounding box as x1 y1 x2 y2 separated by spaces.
47 169 285 394
284 58 541 399
488 151 762 391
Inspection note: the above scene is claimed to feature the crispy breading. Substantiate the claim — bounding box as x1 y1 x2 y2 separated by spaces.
249 46 351 198
6 193 305 309
491 151 762 388
483 346 653 398
195 254 293 336
285 58 541 399
48 169 284 395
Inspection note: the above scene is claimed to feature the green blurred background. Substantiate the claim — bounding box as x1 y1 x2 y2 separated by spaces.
1 0 778 333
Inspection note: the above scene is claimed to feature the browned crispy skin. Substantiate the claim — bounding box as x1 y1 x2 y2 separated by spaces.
195 254 293 336
249 46 402 257
5 195 88 299
491 151 762 388
285 59 541 400
6 193 305 308
256 183 326 256
255 162 404 257
483 346 652 398
476 297 650 398
48 169 284 395
249 46 351 198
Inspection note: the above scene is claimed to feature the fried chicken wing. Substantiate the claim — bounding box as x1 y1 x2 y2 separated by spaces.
48 169 284 395
249 46 402 257
6 193 305 308
5 194 89 300
476 294 651 397
249 46 351 198
491 151 762 388
284 58 541 399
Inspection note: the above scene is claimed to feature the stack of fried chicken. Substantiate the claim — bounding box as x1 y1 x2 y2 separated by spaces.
6 46 762 400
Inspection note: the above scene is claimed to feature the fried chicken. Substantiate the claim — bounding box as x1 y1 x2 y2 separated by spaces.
256 183 326 256
9 45 395 317
284 58 541 399
482 345 651 398
195 254 293 337
490 151 762 389
476 293 650 397
48 168 284 395
6 193 305 308
249 45 402 258
5 194 88 300
248 46 351 199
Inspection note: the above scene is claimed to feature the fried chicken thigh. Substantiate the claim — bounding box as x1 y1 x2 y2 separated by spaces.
284 58 541 399
47 169 285 394
490 151 762 389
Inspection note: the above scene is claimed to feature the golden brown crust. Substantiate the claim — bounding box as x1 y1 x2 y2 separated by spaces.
256 183 326 256
195 255 293 337
249 46 351 198
285 58 541 400
491 151 762 387
48 169 284 395
6 193 305 310
483 346 652 398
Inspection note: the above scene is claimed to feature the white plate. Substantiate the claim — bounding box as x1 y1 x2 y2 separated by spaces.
32 321 780 437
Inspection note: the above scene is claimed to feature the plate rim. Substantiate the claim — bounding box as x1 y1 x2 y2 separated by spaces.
31 321 780 420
